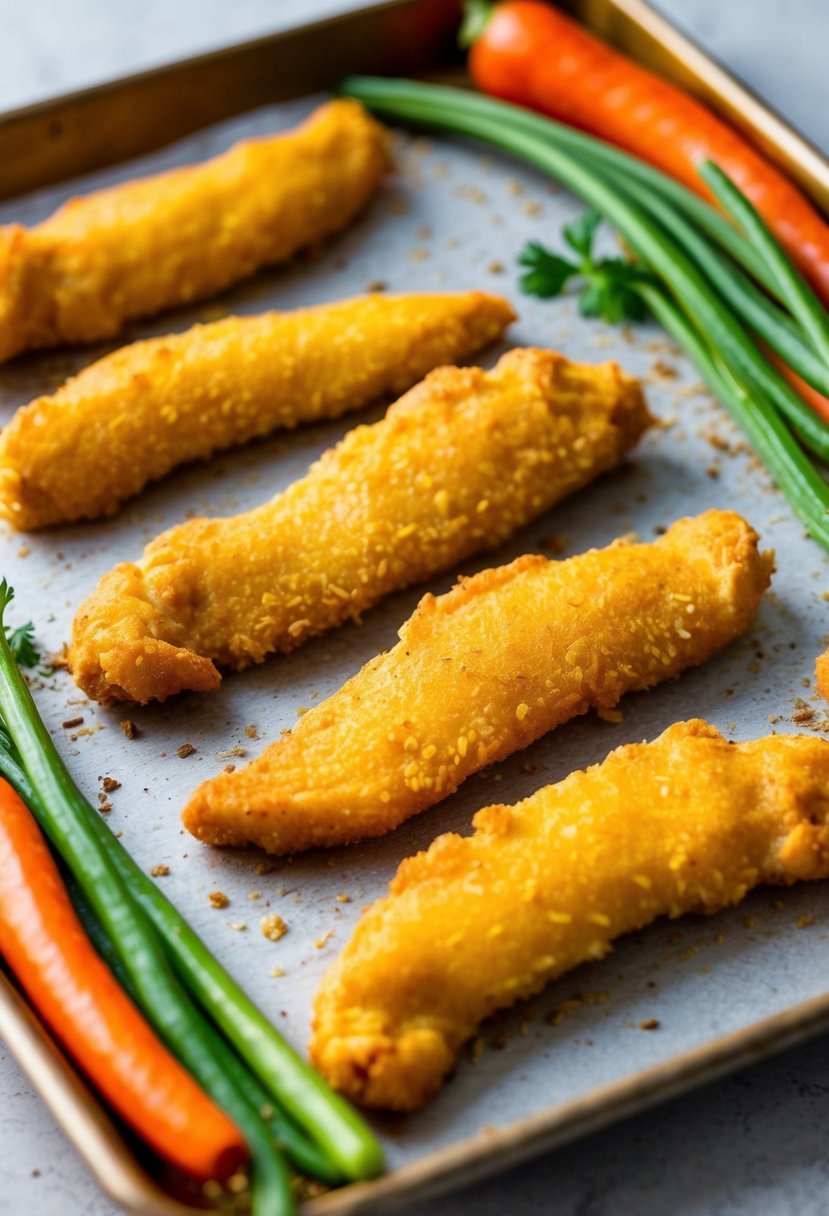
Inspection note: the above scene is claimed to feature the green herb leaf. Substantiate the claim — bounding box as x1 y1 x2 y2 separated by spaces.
458 0 497 49
6 621 39 669
517 241 578 299
563 208 602 258
519 212 651 323
0 584 39 669
578 281 604 319
586 260 650 323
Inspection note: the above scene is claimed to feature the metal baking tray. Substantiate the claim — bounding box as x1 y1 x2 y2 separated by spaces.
2 2 829 1213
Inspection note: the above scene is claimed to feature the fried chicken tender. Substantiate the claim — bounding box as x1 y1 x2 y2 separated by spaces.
0 100 388 364
183 511 773 854
0 291 514 529
71 347 651 705
310 719 829 1110
816 649 829 703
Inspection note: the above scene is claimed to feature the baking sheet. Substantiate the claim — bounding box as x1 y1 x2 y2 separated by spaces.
2 89 829 1210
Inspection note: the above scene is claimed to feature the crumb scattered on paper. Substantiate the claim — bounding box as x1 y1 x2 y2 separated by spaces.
261 914 288 942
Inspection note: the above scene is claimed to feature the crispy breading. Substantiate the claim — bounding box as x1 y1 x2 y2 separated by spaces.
70 347 650 704
310 719 829 1110
0 100 388 363
0 291 514 529
816 649 829 704
182 511 773 853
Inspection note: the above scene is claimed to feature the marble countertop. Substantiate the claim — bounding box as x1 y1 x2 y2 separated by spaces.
2 3 829 1215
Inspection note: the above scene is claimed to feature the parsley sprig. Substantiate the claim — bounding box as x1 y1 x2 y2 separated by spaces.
518 209 650 322
1 584 39 669
6 621 39 669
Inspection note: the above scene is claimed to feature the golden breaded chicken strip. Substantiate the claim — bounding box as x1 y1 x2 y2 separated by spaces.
0 100 388 364
816 650 829 703
183 511 773 853
0 291 514 529
310 719 829 1110
71 347 650 704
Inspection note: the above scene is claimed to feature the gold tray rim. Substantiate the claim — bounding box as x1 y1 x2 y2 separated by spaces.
2 2 828 1213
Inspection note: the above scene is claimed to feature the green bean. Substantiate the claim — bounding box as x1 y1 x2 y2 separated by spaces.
598 166 825 382
98 845 381 1180
639 284 829 549
598 167 829 458
67 872 342 1188
700 160 829 370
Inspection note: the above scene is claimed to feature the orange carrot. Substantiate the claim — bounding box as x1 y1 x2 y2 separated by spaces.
469 1 829 306
0 778 247 1182
772 355 829 425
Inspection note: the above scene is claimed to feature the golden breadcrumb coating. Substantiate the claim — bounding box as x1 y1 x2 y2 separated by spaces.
71 347 650 705
0 100 388 364
816 650 829 704
0 291 514 529
310 719 829 1110
182 511 773 853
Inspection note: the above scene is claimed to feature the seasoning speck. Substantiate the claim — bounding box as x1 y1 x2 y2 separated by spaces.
62 717 84 730
150 864 169 877
176 743 197 758
639 1018 660 1031
120 719 139 739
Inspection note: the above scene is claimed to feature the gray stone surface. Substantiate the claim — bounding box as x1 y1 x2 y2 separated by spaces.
1 3 829 1215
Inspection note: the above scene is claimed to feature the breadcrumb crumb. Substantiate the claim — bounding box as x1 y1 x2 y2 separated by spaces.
261 914 288 942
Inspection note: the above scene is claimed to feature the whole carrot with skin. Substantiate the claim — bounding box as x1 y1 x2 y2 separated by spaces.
467 0 829 305
0 777 247 1183
778 361 829 425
